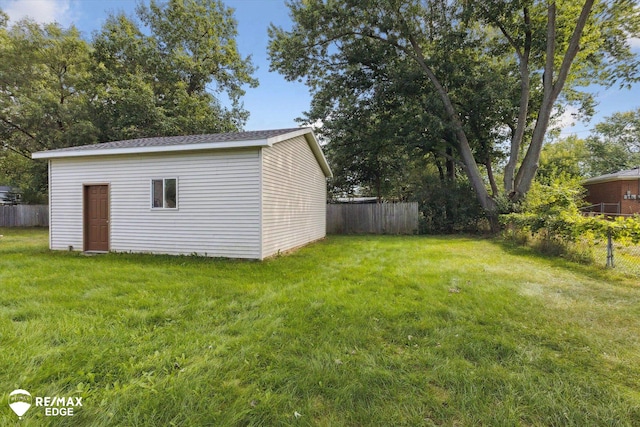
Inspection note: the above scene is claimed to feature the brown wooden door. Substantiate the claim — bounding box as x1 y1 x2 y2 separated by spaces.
84 185 109 251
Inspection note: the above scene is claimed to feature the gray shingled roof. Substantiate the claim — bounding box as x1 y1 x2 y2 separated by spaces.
41 128 305 153
584 167 640 184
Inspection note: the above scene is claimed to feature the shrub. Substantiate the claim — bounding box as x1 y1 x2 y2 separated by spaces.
413 178 487 234
502 177 640 260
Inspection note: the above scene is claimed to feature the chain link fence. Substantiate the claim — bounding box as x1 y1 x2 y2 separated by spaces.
578 207 640 277
593 231 640 277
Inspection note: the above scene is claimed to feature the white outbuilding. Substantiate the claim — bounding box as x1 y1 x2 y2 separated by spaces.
32 128 332 259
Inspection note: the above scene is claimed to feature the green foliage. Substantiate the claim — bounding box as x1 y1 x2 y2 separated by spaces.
503 178 588 241
0 152 47 203
90 0 257 141
581 214 640 245
0 1 257 201
138 0 256 101
503 178 640 259
321 94 416 200
0 19 97 156
585 107 640 176
0 18 96 202
270 0 640 216
413 176 487 234
537 135 589 184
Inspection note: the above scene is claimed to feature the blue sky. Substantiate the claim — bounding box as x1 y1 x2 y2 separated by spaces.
1 0 639 136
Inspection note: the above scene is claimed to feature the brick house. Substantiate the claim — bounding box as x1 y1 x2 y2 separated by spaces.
583 168 640 215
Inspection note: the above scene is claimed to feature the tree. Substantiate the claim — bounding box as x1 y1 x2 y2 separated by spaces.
0 18 96 158
310 38 440 200
323 108 411 201
0 0 257 201
138 0 256 102
536 135 588 184
269 0 640 227
0 16 96 202
90 0 257 141
585 108 640 176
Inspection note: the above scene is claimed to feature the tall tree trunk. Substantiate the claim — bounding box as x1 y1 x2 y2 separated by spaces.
513 0 595 199
435 157 445 182
486 158 498 197
445 146 455 181
503 7 531 195
406 34 498 229
504 68 529 194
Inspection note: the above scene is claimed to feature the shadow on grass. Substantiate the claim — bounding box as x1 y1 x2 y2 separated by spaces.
494 237 636 286
4 227 634 288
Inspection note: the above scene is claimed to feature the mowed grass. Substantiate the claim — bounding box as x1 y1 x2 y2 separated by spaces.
1 228 640 426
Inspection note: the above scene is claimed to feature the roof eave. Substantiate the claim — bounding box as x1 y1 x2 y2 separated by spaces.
31 139 268 159
265 127 312 146
583 175 640 185
304 132 333 178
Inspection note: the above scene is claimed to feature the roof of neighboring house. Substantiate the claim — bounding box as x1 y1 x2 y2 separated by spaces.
32 127 332 177
334 197 379 204
583 167 640 185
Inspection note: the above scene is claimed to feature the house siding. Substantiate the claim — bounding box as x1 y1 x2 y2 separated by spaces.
261 135 326 258
584 179 640 215
49 149 262 258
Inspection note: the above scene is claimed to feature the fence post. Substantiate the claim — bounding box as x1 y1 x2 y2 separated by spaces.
606 229 615 268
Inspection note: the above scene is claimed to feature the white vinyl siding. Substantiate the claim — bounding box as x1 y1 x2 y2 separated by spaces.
49 149 261 258
261 135 327 258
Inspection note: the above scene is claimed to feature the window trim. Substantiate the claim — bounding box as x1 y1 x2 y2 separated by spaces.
150 178 178 210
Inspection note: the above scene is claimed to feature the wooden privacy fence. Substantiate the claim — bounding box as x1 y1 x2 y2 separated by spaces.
327 202 419 235
0 205 49 227
2 203 418 233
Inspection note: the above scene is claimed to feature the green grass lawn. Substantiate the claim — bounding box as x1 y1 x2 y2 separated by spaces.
1 228 639 426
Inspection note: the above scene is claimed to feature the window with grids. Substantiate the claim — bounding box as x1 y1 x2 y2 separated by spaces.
151 178 177 209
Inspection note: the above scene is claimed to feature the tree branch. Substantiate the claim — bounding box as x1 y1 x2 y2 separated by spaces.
543 2 556 104
513 0 596 198
3 144 34 160
0 116 39 143
436 148 464 167
552 0 595 100
303 30 356 50
493 17 523 60
504 6 532 193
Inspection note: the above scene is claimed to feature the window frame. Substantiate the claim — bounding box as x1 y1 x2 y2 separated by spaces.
150 178 178 210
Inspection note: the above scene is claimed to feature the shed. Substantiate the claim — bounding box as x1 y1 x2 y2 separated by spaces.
583 167 640 215
32 128 332 259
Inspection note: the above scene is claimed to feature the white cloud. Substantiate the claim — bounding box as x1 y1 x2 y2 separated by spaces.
554 105 582 138
629 37 640 50
556 105 579 129
1 0 73 26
